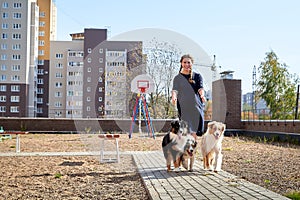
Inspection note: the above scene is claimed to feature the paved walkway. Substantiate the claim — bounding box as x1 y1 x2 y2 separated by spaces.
0 151 289 200
133 151 289 200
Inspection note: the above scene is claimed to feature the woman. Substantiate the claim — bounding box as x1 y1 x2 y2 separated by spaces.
171 54 206 139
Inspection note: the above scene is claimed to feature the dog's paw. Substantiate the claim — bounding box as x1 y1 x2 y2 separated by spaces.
173 167 181 173
189 169 193 172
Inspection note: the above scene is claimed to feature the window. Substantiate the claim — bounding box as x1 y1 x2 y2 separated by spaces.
0 85 6 91
67 91 74 96
1 44 7 49
2 2 8 8
10 96 19 102
0 95 6 102
37 78 43 84
1 64 7 70
11 85 20 92
12 33 21 39
87 48 92 53
0 106 6 112
55 82 62 88
39 12 45 17
12 65 20 71
99 68 103 73
2 23 8 29
38 31 45 36
55 92 62 97
55 73 63 78
99 97 102 102
98 77 102 82
87 96 91 102
38 60 44 65
87 58 91 63
12 54 21 60
1 75 7 81
10 106 19 113
39 21 45 27
54 101 62 107
55 63 63 68
99 87 102 92
87 77 91 82
38 50 44 55
37 69 43 75
2 33 8 39
2 13 8 19
11 65 21 71
87 67 91 72
99 58 103 63
11 75 20 81
37 107 43 113
37 98 43 104
55 54 63 59
37 88 43 94
13 13 21 19
1 54 7 60
12 44 21 50
12 23 21 29
87 87 91 92
13 3 22 8
99 49 103 53
38 40 44 46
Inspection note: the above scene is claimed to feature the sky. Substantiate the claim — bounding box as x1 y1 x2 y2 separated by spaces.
55 0 300 94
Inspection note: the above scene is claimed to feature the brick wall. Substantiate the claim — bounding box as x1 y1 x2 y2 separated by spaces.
212 79 241 129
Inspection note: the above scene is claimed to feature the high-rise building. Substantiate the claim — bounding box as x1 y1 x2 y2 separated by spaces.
49 29 145 118
36 0 57 117
0 0 46 117
1 1 145 118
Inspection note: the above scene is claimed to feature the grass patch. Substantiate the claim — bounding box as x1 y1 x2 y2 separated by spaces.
285 191 300 200
54 173 63 179
223 147 233 151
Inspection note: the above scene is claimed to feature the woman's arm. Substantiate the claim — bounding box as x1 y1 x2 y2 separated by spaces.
171 90 178 105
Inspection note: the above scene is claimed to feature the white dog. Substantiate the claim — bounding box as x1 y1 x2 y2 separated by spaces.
201 121 226 172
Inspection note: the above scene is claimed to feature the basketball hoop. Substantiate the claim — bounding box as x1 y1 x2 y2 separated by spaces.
131 74 154 94
137 80 149 94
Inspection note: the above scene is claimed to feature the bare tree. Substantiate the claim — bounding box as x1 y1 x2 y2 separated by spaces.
144 38 181 118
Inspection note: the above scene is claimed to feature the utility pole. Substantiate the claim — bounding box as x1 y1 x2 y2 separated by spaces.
252 65 257 112
295 84 300 119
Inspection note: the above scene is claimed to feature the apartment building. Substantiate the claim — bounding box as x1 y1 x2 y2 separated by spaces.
1 1 145 118
49 29 145 118
36 0 56 117
0 0 41 117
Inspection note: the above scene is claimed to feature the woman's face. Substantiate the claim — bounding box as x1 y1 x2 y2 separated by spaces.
181 58 193 72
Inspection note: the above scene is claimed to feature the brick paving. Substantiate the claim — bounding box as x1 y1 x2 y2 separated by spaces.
132 151 289 200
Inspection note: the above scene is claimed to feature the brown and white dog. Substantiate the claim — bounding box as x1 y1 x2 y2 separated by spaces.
162 120 197 172
201 121 226 172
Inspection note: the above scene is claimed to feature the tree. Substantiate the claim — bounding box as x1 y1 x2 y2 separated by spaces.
257 51 299 119
144 38 182 118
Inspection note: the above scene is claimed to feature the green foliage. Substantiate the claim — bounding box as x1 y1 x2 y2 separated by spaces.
54 173 62 179
257 51 299 119
285 191 300 200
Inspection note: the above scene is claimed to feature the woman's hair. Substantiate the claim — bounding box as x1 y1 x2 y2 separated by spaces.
179 54 195 83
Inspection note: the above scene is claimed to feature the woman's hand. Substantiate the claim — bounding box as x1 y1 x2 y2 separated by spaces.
171 90 177 105
171 96 177 105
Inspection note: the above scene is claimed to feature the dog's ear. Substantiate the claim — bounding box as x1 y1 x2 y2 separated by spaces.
221 123 226 132
207 121 215 129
